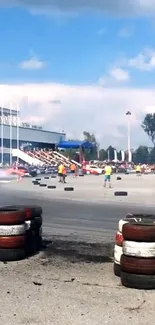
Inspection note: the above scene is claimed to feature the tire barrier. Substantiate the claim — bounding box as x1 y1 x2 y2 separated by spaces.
47 185 56 189
64 187 74 191
120 219 155 289
0 206 43 261
114 245 122 277
51 175 56 178
39 184 47 187
116 176 121 180
113 214 143 277
33 181 40 185
44 176 49 179
36 178 41 181
114 191 128 196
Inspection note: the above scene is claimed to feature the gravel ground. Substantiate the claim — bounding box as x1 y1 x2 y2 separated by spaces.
0 252 155 325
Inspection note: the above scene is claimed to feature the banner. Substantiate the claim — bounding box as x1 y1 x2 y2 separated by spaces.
114 149 117 161
121 150 125 161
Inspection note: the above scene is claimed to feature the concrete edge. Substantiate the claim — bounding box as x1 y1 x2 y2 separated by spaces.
42 236 114 263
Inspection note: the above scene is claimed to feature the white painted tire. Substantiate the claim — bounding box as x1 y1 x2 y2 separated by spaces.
123 241 155 258
25 220 31 230
118 216 142 233
0 224 26 236
114 245 122 264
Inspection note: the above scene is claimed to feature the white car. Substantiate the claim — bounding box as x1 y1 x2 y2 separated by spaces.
85 165 104 174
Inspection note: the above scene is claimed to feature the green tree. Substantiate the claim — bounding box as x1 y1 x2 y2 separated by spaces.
142 113 155 145
133 146 149 164
148 147 155 164
106 146 115 160
117 150 122 161
83 131 98 160
99 149 108 161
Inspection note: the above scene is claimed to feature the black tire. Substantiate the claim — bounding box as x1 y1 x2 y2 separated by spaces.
0 248 25 261
114 191 128 196
36 178 41 181
121 271 155 289
25 230 37 255
117 177 121 180
26 216 42 230
113 263 121 277
125 172 129 175
64 187 74 191
47 185 56 189
36 233 42 251
39 184 47 187
51 176 56 178
33 181 40 185
44 176 49 179
79 174 84 177
2 205 42 218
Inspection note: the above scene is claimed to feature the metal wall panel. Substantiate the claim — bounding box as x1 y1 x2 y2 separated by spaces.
0 125 66 144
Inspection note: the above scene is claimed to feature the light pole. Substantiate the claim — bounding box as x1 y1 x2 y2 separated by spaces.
9 102 12 166
126 111 131 162
16 104 20 164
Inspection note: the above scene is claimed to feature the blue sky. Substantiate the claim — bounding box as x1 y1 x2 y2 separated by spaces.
0 1 155 148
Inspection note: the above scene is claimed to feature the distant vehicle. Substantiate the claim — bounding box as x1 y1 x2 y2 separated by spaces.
82 165 104 175
10 166 30 177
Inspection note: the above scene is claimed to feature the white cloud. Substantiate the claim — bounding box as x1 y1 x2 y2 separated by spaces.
19 56 45 70
99 67 130 86
0 82 154 149
109 68 130 81
0 0 155 16
128 49 155 71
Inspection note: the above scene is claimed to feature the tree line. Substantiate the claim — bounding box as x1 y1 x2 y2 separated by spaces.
63 113 155 163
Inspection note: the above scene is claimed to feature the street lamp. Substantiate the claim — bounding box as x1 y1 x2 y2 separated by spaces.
126 111 131 162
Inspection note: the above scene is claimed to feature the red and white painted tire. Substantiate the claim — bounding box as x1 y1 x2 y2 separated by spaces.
118 216 141 233
122 221 155 242
121 254 155 275
0 235 26 248
114 245 122 264
118 214 155 233
0 224 26 236
115 231 123 246
123 240 155 258
0 208 25 225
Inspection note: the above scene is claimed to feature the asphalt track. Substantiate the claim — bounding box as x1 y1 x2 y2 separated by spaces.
0 185 155 242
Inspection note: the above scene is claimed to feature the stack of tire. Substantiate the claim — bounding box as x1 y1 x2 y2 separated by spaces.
0 205 42 262
113 213 140 277
121 216 155 289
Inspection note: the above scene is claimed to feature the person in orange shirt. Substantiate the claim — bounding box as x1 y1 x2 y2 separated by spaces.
70 163 76 177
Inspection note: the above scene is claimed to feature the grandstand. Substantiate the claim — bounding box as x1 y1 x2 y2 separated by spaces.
0 107 87 167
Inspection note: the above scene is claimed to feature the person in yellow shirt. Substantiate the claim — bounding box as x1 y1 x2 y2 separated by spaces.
58 163 64 182
135 164 141 175
104 163 112 188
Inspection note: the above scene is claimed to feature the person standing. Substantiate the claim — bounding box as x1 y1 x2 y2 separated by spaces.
58 163 64 182
104 163 112 188
70 163 76 177
62 165 67 183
